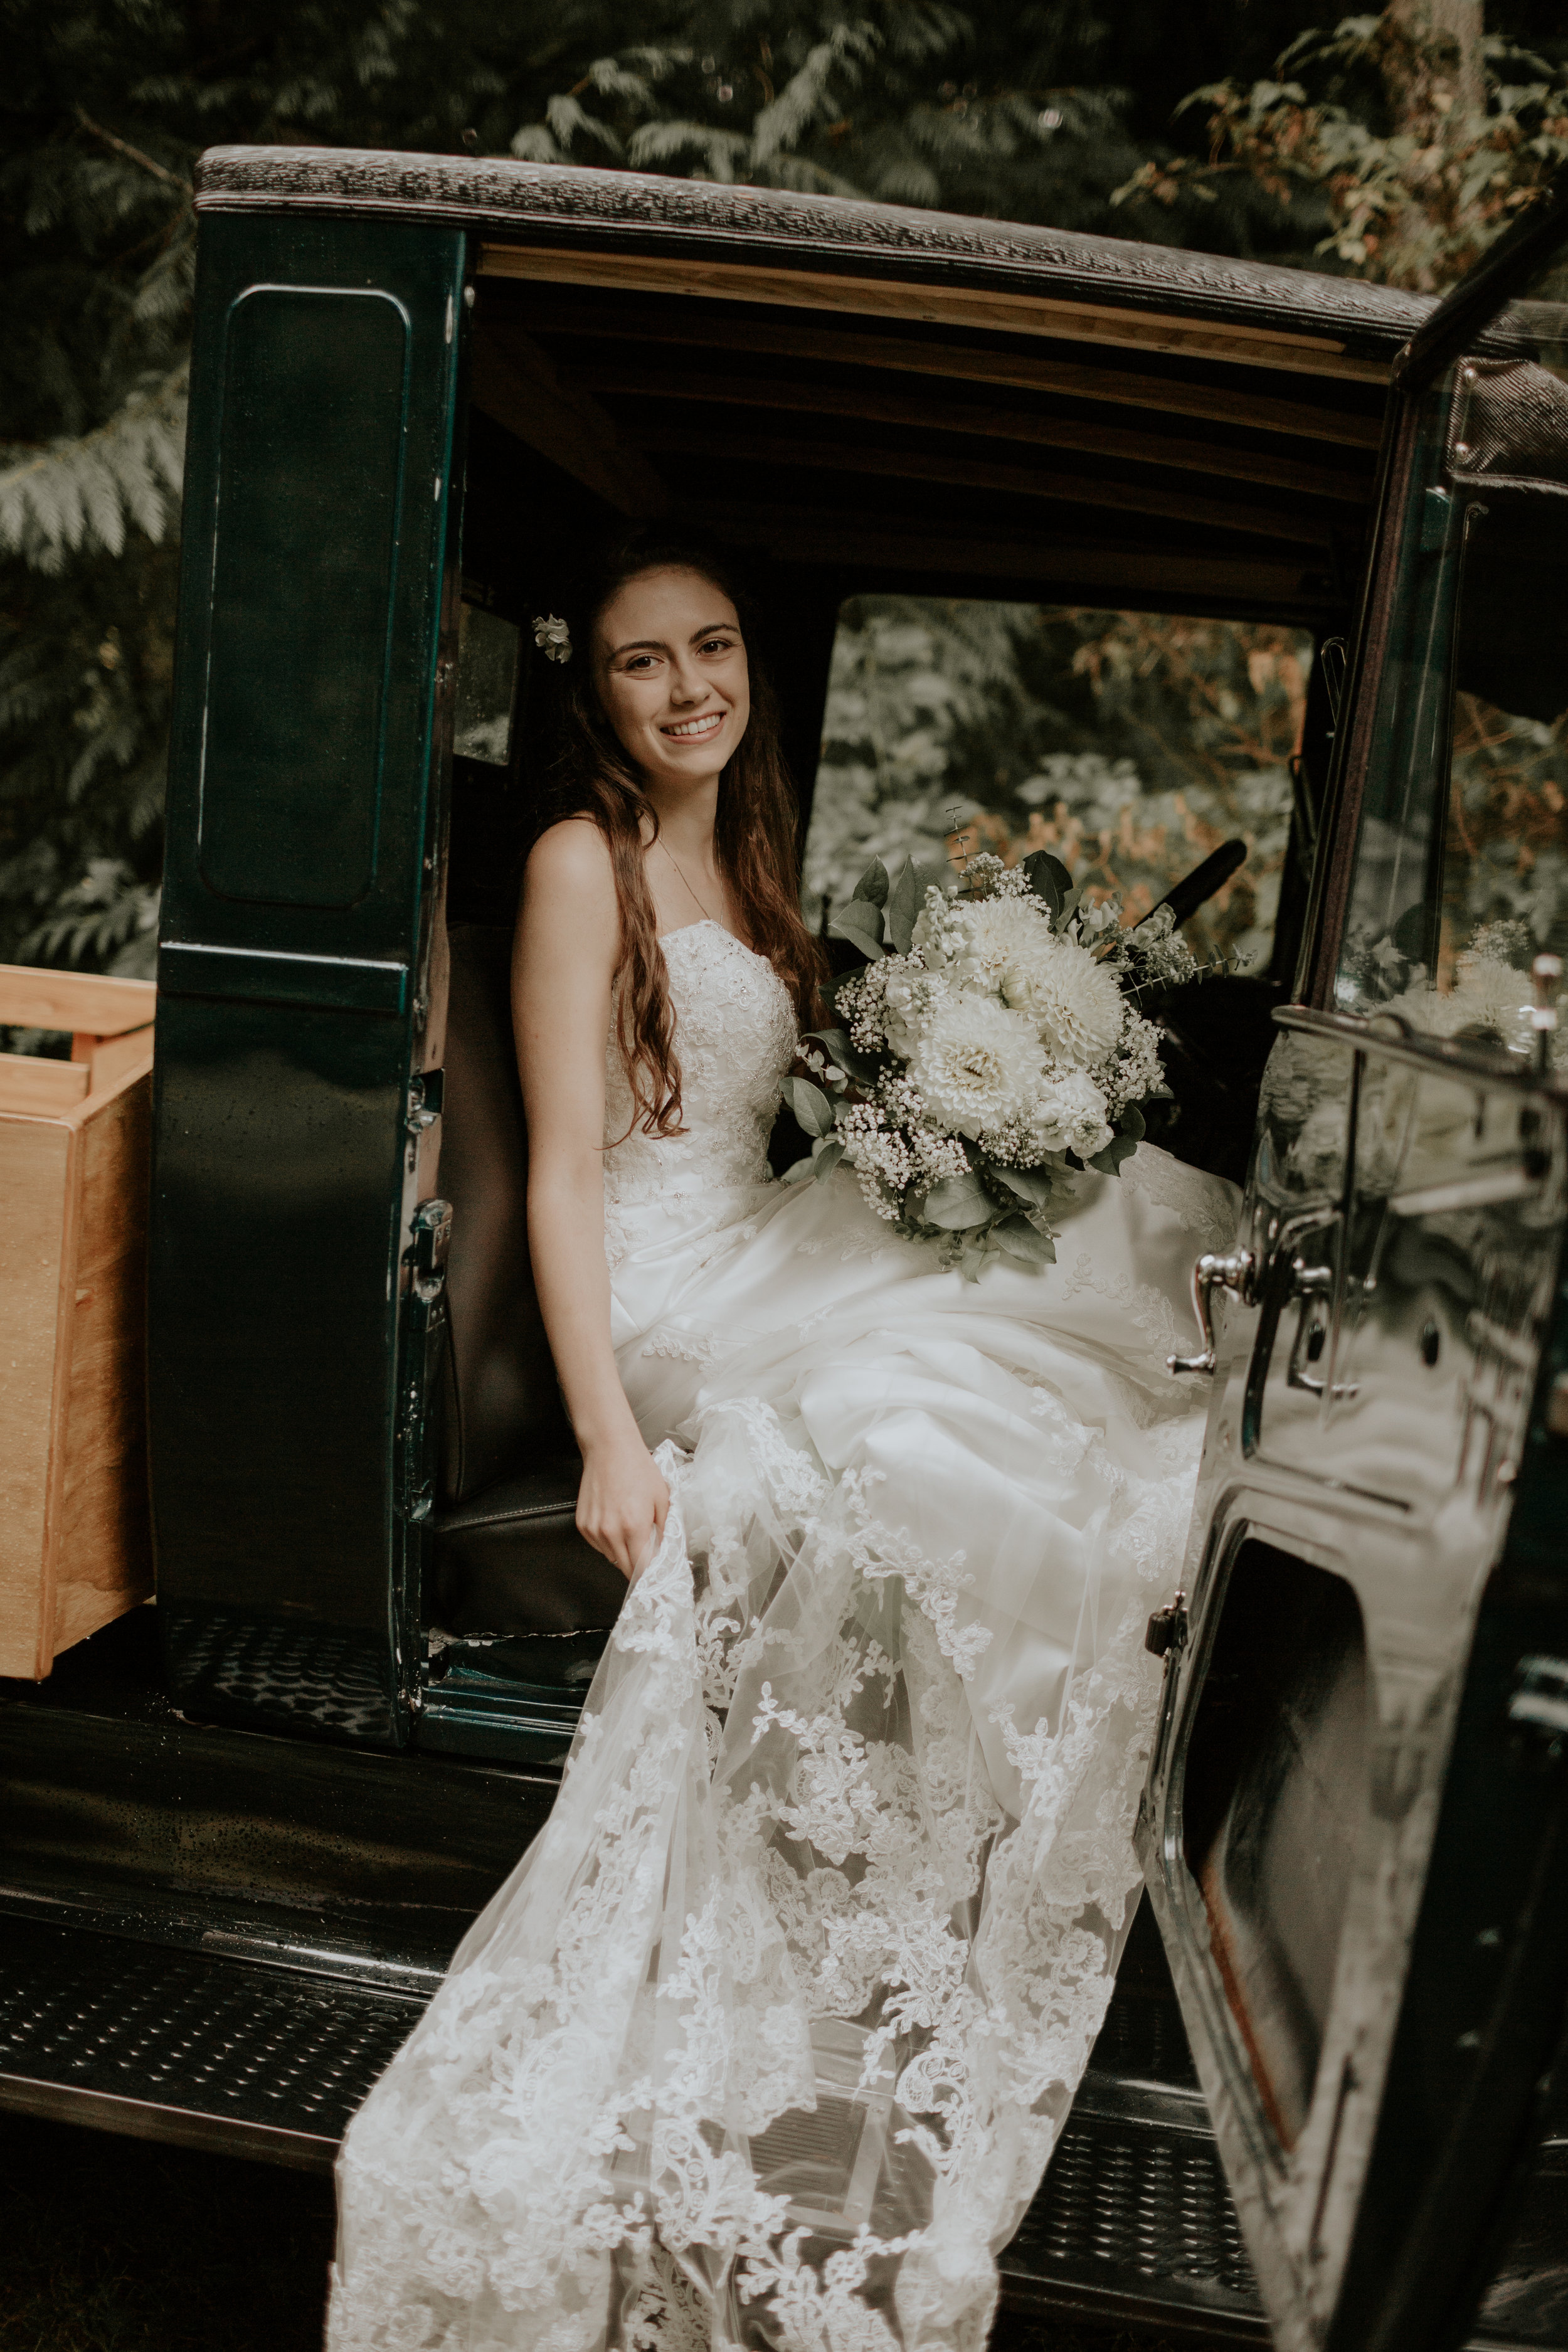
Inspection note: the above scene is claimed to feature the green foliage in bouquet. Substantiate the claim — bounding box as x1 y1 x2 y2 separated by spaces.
781 848 1195 1279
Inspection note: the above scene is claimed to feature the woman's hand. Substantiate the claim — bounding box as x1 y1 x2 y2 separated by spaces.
576 1425 671 1584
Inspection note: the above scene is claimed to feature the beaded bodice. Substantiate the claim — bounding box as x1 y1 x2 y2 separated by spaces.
602 922 797 1255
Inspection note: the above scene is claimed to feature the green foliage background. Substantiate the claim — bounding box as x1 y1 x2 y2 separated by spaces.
805 601 1309 972
3 0 1567 977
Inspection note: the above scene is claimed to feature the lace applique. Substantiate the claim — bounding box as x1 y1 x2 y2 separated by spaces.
836 1468 992 1683
642 1328 723 1369
797 1231 889 1264
1058 1248 1185 1367
1120 1144 1238 1254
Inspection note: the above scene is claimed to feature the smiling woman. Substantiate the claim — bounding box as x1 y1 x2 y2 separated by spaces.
530 531 828 1145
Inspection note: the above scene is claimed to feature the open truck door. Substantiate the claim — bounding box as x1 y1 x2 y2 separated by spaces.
1138 183 1568 2352
149 211 465 1745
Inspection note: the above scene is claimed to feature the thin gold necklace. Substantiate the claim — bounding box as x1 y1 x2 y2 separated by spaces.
659 838 726 931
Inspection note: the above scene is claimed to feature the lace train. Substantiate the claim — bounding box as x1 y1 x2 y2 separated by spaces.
330 1373 1201 2352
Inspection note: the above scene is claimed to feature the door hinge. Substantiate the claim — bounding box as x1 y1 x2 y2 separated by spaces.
1145 1599 1189 1659
406 1195 452 1301
406 1067 445 1140
396 1199 453 1527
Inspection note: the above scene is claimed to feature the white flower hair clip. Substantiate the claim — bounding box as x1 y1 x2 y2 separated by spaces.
532 613 572 665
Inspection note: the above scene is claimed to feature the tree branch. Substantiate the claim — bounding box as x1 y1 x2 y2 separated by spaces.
75 110 193 196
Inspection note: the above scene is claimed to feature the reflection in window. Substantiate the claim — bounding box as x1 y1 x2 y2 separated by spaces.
803 598 1306 972
453 602 521 767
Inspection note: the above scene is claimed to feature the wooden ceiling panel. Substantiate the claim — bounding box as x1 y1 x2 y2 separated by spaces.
477 243 1391 386
489 291 1386 449
632 427 1338 549
566 364 1373 507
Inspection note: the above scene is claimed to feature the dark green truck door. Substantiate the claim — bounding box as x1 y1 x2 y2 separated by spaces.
151 212 464 1745
1138 186 1568 2352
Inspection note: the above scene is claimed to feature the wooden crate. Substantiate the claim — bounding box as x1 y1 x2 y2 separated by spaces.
1 965 157 1679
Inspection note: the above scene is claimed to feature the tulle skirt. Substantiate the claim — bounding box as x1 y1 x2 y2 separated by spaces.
327 1148 1235 2352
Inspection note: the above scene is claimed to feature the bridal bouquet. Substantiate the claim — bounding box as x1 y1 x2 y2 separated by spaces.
783 849 1195 1276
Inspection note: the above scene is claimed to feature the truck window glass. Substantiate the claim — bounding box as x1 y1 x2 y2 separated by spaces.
1335 236 1568 1046
804 598 1310 975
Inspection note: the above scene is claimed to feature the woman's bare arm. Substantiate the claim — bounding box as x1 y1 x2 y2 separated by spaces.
512 820 669 1581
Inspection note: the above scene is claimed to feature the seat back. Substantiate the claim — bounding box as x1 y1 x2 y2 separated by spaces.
438 923 573 1504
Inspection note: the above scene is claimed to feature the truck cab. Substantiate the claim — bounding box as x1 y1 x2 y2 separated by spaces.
3 144 1567 2351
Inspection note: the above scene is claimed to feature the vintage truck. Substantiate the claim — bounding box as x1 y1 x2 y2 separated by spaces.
3 143 1568 2352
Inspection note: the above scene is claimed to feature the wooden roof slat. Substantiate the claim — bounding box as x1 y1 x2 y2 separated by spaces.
686 501 1335 610
517 299 1385 450
569 361 1374 503
469 326 669 518
478 244 1394 387
633 427 1337 549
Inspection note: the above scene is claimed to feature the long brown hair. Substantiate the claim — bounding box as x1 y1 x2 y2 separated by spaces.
542 529 825 1138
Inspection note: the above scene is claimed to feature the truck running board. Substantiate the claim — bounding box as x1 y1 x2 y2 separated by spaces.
1 1903 1560 2346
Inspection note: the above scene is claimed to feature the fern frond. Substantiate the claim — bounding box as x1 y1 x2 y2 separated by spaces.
0 366 186 572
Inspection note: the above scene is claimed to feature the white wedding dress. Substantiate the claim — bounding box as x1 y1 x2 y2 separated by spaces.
328 920 1237 2352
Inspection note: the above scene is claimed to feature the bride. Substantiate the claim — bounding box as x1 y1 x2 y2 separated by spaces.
327 535 1237 2352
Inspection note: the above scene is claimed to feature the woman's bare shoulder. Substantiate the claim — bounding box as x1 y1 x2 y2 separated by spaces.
526 815 615 889
522 817 619 926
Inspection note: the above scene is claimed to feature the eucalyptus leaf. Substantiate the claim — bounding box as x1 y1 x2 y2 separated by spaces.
983 1160 1061 1209
780 1156 816 1184
811 1136 847 1180
850 857 891 908
1117 1102 1147 1142
923 1170 994 1229
783 1074 836 1136
993 1214 1056 1266
806 1027 884 1086
958 1234 988 1283
827 900 886 961
1087 1132 1140 1176
1020 850 1071 916
883 856 920 955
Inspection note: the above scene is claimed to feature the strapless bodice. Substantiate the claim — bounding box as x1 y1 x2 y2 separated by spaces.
602 921 797 1264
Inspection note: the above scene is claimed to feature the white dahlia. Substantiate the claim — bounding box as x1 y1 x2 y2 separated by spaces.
904 994 1044 1140
915 894 1050 997
1004 939 1125 1067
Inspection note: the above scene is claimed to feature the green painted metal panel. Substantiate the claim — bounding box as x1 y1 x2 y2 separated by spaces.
151 211 464 1747
198 286 410 911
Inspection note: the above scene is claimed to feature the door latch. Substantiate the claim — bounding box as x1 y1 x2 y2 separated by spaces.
1168 1248 1256 1375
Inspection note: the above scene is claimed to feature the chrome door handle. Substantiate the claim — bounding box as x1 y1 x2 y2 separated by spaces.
1168 1247 1256 1375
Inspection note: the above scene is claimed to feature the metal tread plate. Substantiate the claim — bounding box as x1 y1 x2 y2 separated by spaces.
1 1915 1557 2344
0 1917 420 2168
0 1910 1266 2330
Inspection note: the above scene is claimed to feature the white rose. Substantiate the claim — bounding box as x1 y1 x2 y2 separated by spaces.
1024 1069 1113 1160
904 994 1044 1140
1003 938 1125 1066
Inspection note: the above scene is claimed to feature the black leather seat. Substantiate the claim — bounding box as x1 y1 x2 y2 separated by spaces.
430 924 628 1681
